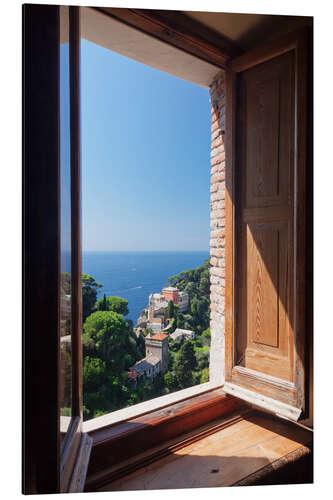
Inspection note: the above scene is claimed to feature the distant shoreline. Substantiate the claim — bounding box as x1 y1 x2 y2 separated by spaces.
79 251 209 322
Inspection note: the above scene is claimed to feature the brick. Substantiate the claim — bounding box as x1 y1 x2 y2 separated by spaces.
210 284 224 294
210 266 225 278
210 247 225 258
210 237 224 247
210 294 225 306
210 208 225 219
210 218 225 230
211 151 226 166
211 190 225 202
210 228 225 239
211 172 225 184
210 237 225 248
210 86 225 103
211 162 225 175
210 144 224 158
210 256 224 268
210 256 218 267
211 135 223 149
211 121 219 133
211 201 225 212
211 128 222 141
210 310 225 322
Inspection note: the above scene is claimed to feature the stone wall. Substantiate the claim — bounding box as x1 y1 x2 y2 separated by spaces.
208 71 226 385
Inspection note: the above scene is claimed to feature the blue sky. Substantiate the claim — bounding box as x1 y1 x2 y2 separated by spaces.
80 39 211 251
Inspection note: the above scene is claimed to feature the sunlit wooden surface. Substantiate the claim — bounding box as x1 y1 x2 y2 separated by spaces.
100 410 312 490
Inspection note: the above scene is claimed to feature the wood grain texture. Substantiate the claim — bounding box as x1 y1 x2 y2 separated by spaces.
229 27 307 73
232 366 297 407
68 433 93 493
99 410 312 491
85 391 246 489
224 68 236 382
86 411 249 491
95 7 242 69
236 51 294 383
227 29 309 416
248 226 279 348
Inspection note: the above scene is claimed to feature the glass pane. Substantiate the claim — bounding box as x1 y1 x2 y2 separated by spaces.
81 38 211 421
59 5 72 434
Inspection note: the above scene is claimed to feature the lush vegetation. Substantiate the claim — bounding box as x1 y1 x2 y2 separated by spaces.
161 258 211 391
80 259 211 420
166 258 210 334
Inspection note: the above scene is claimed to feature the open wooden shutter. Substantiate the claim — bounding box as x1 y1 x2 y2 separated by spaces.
224 29 309 421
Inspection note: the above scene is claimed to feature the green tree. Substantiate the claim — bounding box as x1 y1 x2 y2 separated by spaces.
199 274 210 296
176 312 184 329
202 327 211 347
82 310 143 419
200 367 210 383
83 356 107 392
97 293 108 311
95 296 129 316
184 281 197 299
196 350 210 370
83 311 135 372
174 340 197 389
82 274 102 322
163 371 177 390
167 300 175 319
143 327 153 337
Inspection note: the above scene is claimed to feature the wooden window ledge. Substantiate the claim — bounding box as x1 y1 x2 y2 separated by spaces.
89 408 313 492
85 389 246 491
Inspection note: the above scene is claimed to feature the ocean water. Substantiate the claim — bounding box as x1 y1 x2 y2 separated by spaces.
82 251 209 323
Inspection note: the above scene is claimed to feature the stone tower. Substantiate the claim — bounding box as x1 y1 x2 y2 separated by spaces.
145 333 169 374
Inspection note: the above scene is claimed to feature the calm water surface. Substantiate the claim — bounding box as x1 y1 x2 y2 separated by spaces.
81 251 209 322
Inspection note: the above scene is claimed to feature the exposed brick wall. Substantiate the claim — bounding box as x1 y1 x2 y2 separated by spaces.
209 71 226 385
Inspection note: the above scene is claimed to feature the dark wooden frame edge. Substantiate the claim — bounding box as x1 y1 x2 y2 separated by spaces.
94 7 243 69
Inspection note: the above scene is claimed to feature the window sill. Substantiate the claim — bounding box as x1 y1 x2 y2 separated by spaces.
92 409 313 492
83 381 221 433
85 387 247 490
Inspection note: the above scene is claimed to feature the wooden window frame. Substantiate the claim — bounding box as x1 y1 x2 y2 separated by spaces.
81 13 311 486
23 5 312 492
23 5 92 494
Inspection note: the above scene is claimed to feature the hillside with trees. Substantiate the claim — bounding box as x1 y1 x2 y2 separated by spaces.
77 259 211 420
162 259 211 392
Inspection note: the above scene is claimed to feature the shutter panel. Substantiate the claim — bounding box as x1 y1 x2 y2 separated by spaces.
224 30 309 421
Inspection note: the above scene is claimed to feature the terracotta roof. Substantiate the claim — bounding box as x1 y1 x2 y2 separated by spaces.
151 332 169 341
127 371 138 380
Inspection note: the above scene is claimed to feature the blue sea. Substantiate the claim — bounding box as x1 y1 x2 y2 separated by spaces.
81 251 209 323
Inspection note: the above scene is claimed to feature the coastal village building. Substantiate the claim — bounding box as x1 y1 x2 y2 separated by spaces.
177 291 189 312
129 332 169 380
147 293 168 332
161 287 179 303
170 328 195 342
161 287 189 312
145 287 190 332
